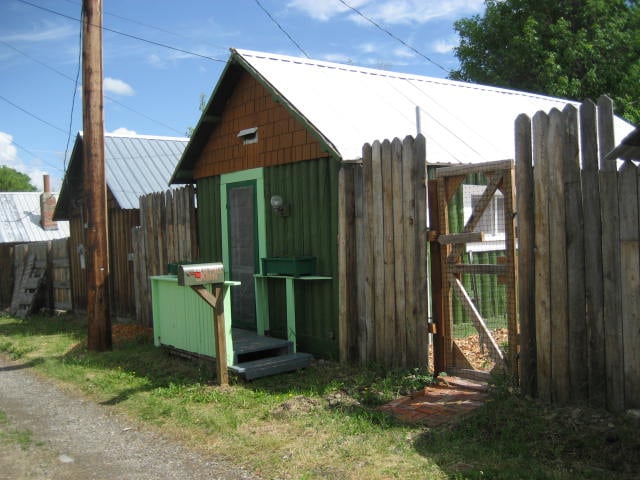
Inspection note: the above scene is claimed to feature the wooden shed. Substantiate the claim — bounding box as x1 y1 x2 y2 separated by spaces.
54 132 188 321
0 175 70 313
171 49 635 365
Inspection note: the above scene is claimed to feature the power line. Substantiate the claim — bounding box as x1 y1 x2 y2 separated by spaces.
253 0 309 58
0 94 67 134
0 40 185 136
9 140 66 173
337 0 450 74
64 21 82 171
16 0 226 64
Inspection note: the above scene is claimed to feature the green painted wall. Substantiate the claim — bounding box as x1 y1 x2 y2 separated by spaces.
196 176 222 262
195 158 340 359
264 157 340 359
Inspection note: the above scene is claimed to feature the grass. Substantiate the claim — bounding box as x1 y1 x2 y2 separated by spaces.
1 312 639 479
0 409 38 450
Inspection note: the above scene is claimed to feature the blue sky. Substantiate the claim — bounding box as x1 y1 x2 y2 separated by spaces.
0 0 485 190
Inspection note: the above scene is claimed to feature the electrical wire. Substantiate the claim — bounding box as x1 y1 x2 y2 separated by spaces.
0 94 67 134
64 18 82 171
337 0 450 74
253 0 309 58
15 0 226 64
8 140 65 173
0 40 185 136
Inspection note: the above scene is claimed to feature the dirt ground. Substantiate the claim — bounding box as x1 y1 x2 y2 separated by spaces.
0 354 260 480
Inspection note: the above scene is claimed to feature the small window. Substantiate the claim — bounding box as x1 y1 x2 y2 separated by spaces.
462 184 505 252
237 127 258 145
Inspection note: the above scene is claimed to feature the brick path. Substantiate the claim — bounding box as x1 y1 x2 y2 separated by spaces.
380 376 489 426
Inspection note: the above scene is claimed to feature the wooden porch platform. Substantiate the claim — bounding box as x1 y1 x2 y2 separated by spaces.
229 328 312 380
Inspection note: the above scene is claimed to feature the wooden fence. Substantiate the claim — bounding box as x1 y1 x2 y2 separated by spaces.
132 185 198 326
338 135 429 368
9 239 71 316
516 96 640 412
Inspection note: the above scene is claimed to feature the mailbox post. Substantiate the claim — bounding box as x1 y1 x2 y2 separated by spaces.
177 263 229 386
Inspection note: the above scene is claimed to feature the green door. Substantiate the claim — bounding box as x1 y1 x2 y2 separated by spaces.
227 181 258 330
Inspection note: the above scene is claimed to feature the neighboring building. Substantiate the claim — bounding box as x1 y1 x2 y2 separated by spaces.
54 132 189 321
0 175 70 309
172 49 634 360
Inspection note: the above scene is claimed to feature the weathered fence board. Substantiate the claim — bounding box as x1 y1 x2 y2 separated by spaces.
532 111 552 402
598 98 625 413
563 105 588 402
515 114 536 397
338 135 428 368
579 100 606 407
133 185 198 326
548 109 570 404
619 161 640 409
517 96 640 412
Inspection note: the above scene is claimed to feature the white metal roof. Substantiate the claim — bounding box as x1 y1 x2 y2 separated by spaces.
0 192 70 244
103 133 189 209
234 49 635 164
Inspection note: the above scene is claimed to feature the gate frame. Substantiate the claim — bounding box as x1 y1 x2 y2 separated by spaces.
429 160 519 379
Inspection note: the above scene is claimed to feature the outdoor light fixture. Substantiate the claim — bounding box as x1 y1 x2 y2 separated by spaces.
270 194 290 216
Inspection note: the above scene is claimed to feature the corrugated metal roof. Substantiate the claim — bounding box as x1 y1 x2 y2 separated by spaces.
103 133 189 209
56 133 189 219
0 192 70 244
232 49 635 164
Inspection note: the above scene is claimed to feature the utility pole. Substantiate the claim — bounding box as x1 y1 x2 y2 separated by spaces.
82 0 111 351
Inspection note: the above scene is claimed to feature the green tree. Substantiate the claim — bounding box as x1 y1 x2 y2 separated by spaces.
0 165 37 191
450 0 640 124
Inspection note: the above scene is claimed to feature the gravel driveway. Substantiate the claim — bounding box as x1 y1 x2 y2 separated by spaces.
0 355 261 480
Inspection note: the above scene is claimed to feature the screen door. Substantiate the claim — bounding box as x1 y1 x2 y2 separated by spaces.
227 182 257 330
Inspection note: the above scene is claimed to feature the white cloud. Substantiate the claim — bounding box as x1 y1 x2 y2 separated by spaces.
0 132 18 165
432 38 457 54
321 52 354 64
0 23 76 43
289 0 484 25
286 0 368 21
109 127 137 137
393 46 415 59
0 131 49 190
147 53 165 68
103 77 134 96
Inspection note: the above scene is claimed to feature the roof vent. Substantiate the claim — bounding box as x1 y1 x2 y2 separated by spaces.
237 127 258 145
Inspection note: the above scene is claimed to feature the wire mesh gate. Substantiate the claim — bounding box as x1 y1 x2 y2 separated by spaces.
429 160 518 380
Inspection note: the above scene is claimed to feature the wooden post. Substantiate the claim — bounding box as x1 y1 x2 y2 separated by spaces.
579 100 606 407
191 284 228 386
532 111 551 402
618 161 640 409
428 179 445 374
82 0 111 351
598 96 625 413
563 105 588 402
515 114 536 396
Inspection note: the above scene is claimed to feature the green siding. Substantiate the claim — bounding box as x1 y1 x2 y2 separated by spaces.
264 157 340 359
196 177 222 262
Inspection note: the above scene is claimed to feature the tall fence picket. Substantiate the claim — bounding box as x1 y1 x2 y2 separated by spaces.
516 96 640 412
338 135 428 368
133 185 198 326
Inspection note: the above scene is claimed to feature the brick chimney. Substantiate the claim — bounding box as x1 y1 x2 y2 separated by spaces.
40 174 58 230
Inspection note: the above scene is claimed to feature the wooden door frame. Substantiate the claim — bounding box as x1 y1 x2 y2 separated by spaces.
429 160 518 379
220 168 267 329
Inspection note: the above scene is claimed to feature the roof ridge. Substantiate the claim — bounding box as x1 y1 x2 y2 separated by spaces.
233 48 577 105
104 132 189 141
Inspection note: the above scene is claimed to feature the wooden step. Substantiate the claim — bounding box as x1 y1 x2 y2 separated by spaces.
232 328 292 363
229 352 313 380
